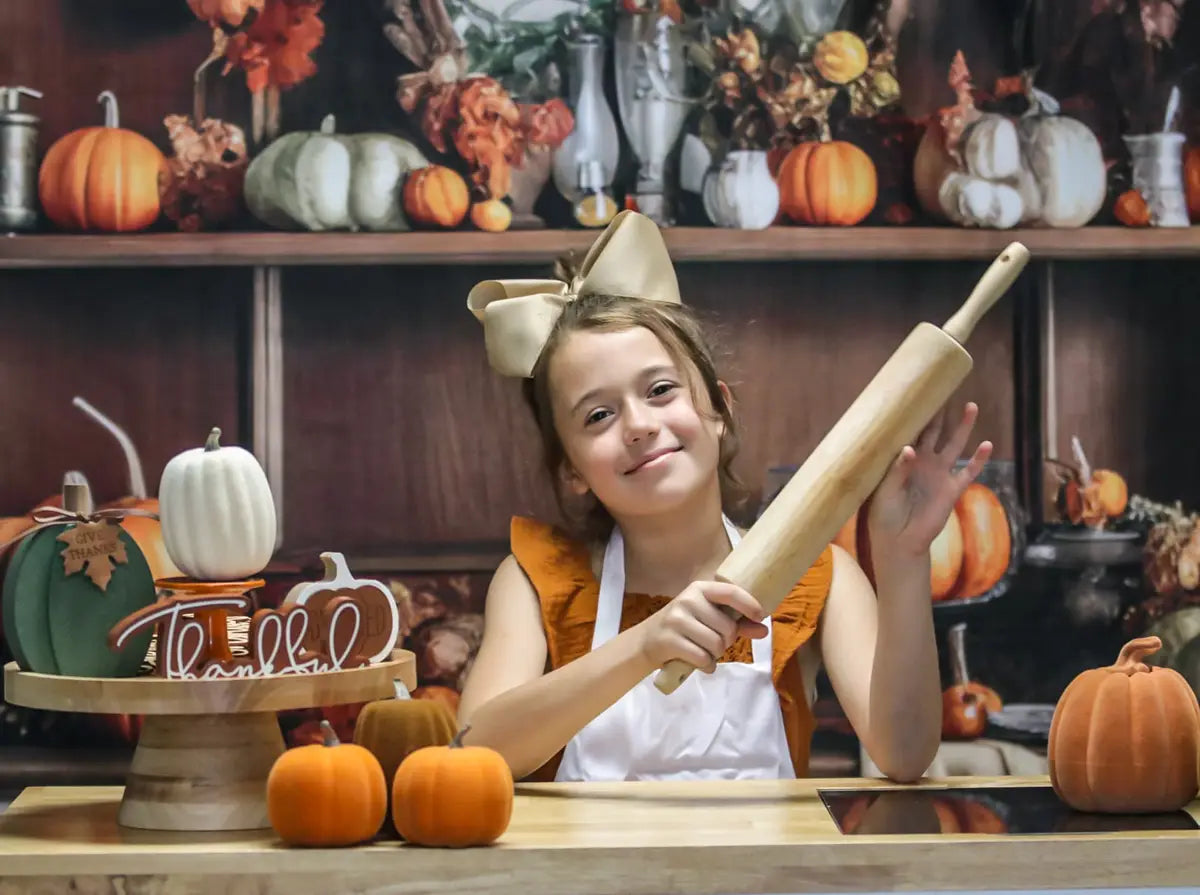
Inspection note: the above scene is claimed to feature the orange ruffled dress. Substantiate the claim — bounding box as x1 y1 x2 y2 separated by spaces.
509 516 834 781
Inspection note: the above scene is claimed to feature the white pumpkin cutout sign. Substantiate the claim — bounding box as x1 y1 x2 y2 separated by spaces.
283 552 400 664
158 427 278 581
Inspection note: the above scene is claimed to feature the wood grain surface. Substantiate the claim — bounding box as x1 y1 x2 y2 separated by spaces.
2 777 1199 893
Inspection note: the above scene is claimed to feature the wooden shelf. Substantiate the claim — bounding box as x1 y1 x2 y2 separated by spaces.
1 226 1197 268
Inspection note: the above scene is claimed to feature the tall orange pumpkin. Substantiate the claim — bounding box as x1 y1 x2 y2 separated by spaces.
1048 636 1200 814
38 91 166 232
776 141 877 226
1185 146 1199 222
403 165 470 229
953 483 1011 598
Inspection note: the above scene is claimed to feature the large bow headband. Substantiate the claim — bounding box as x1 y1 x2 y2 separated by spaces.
467 210 682 378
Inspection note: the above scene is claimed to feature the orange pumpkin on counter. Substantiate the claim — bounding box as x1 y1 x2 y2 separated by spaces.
776 140 876 226
1049 636 1200 814
403 165 470 229
38 91 166 232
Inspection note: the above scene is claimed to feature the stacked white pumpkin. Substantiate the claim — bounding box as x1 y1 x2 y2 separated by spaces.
157 427 278 582
914 87 1108 230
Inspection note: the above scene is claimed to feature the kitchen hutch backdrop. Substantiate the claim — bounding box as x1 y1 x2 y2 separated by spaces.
0 0 1198 777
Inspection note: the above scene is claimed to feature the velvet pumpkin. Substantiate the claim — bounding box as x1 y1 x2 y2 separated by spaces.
392 724 513 847
38 91 166 232
268 720 387 847
1048 636 1200 814
353 698 458 834
776 141 876 226
403 165 470 229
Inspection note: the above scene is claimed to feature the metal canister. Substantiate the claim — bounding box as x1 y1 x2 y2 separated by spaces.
0 86 43 232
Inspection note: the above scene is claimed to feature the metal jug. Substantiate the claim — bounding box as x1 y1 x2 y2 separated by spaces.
0 86 43 232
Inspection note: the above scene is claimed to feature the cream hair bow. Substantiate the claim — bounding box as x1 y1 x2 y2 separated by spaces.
467 210 682 378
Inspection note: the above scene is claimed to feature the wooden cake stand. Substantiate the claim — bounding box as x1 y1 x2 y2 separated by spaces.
2 650 416 833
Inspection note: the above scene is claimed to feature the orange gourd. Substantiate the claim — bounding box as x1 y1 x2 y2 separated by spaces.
1185 146 1199 222
776 141 876 226
267 720 387 847
1048 636 1200 814
392 724 513 847
813 31 868 85
953 483 1011 599
470 198 512 232
38 91 166 233
403 165 470 228
1113 189 1150 227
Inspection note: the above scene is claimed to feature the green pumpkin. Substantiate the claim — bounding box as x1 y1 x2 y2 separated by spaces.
0 476 157 677
1144 608 1200 668
244 114 429 232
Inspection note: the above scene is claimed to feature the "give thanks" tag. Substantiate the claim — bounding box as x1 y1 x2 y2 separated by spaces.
58 521 128 592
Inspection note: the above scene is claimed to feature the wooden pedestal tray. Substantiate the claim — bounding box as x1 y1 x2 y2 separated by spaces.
3 650 415 834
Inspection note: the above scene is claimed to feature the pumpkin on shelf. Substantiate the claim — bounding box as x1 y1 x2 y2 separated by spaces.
267 719 387 847
38 91 167 233
353 698 458 834
1048 636 1200 814
1113 189 1151 227
470 198 512 233
812 31 868 85
1048 437 1128 530
403 165 470 229
392 724 513 847
243 114 430 232
1 473 158 678
283 551 399 664
157 426 277 581
775 140 877 226
1185 146 1199 222
913 54 1106 230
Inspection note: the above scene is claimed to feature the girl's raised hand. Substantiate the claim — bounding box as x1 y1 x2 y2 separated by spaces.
865 401 993 565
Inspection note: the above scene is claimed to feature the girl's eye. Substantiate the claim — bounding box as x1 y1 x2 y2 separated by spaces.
649 382 677 398
585 408 611 426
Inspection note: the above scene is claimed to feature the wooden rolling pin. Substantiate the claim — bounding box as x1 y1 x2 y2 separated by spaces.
653 241 1032 695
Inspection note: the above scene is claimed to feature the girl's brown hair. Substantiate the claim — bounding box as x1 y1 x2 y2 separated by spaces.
521 277 749 544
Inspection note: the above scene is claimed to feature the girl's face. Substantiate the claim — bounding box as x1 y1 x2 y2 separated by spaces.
547 326 728 521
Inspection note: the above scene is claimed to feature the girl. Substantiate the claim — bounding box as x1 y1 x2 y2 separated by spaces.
459 211 992 785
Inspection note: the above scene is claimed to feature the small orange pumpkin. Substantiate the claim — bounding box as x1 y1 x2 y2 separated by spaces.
38 91 166 233
267 720 387 847
403 165 470 229
1185 146 1199 222
813 31 869 85
392 723 513 847
470 198 512 232
776 141 877 226
1113 189 1150 227
1048 636 1200 814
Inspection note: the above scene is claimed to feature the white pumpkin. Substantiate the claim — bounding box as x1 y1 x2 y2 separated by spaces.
1012 88 1107 228
244 114 430 232
938 171 1023 229
158 427 277 581
963 114 1021 181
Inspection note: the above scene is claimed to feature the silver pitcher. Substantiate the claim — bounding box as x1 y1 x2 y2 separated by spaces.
0 86 42 233
614 11 698 226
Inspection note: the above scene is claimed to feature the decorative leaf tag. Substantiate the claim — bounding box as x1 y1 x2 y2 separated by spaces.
57 521 127 592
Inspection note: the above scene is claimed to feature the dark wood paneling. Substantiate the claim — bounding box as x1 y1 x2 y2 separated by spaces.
0 269 247 513
280 259 1018 552
1050 259 1200 510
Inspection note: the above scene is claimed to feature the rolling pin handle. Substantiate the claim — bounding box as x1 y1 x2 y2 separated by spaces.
653 659 694 694
941 241 1031 345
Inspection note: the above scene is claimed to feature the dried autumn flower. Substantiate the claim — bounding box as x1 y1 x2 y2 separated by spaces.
187 0 264 29
223 0 325 93
520 98 574 150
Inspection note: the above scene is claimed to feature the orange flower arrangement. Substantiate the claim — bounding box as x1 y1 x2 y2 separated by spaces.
388 0 573 200
187 0 324 94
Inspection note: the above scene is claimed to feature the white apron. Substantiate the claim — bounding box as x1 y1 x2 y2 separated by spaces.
555 516 796 782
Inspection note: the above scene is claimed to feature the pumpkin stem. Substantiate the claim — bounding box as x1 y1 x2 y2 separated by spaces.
61 471 94 515
947 622 970 687
319 113 336 135
450 724 472 748
1071 436 1093 484
97 90 118 128
72 397 148 499
1113 636 1162 674
319 551 351 583
205 427 222 451
320 719 341 747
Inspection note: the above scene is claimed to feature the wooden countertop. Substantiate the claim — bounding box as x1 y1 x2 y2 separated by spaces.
3 776 1199 893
